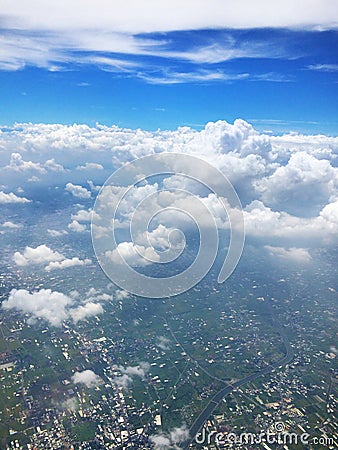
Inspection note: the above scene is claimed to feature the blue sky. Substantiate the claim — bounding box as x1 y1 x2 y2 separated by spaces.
0 2 337 134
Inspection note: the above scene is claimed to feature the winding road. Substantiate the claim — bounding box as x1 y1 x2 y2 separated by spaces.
177 306 294 449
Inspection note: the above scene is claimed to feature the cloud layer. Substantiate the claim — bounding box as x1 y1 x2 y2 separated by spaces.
1 119 338 269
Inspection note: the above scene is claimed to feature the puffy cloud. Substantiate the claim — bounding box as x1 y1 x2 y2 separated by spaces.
13 245 64 266
6 152 46 173
1 119 338 255
265 246 312 263
6 153 65 175
255 152 338 214
242 200 338 245
68 220 87 232
0 191 31 204
150 435 171 449
76 162 103 170
156 336 171 351
13 245 92 274
45 257 91 271
150 425 189 449
72 370 101 388
69 302 103 323
115 289 131 300
71 208 99 222
113 362 150 388
1 221 22 229
65 182 91 199
2 288 104 327
105 242 160 267
121 363 150 377
47 229 68 237
2 288 72 327
44 158 65 172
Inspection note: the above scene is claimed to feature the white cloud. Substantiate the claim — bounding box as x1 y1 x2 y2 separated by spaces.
0 191 31 204
150 435 171 449
0 1 336 76
157 336 171 351
72 370 101 388
2 288 73 327
65 182 91 199
115 289 131 300
47 229 68 237
71 208 98 222
1 1 337 34
13 245 92 274
68 220 87 232
69 302 103 323
44 158 65 172
13 244 64 266
1 221 22 229
113 362 150 388
45 257 91 271
242 199 338 245
255 152 338 213
76 162 103 170
308 64 338 72
265 245 312 263
1 119 338 255
150 425 189 449
6 152 46 173
139 69 249 85
2 288 104 327
105 242 160 267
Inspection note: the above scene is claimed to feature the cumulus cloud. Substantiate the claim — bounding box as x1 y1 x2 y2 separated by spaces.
76 162 103 170
150 425 189 449
113 362 150 388
255 152 338 214
157 336 171 351
265 245 312 263
1 119 338 256
0 191 31 204
68 220 87 232
47 229 68 237
1 221 22 229
105 242 160 267
13 245 64 266
65 182 91 199
242 200 338 245
71 208 99 222
5 153 64 175
2 289 72 327
2 288 104 327
69 302 103 323
72 370 101 388
115 289 131 301
44 158 66 172
6 152 46 173
45 257 92 271
13 244 92 273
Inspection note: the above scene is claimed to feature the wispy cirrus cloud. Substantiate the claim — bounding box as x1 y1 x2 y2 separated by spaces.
0 0 337 81
137 69 250 84
308 64 338 72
